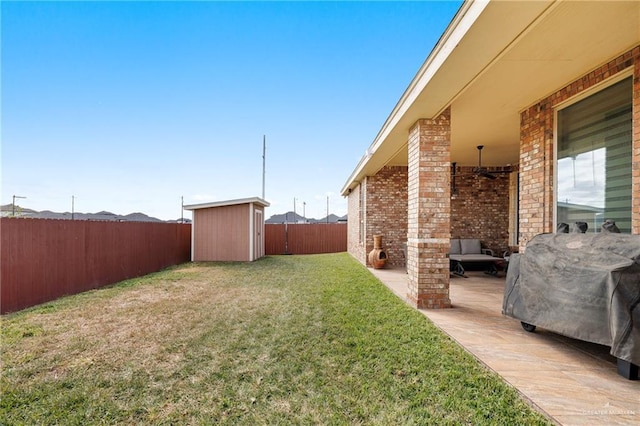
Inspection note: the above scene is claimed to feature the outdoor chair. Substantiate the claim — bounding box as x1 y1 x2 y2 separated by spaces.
449 238 505 277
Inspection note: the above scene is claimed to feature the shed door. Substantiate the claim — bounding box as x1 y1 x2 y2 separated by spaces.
254 209 264 259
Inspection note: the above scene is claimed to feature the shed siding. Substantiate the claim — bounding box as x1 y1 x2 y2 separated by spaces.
193 204 250 261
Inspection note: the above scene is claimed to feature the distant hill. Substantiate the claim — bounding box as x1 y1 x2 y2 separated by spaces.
266 211 347 224
2 204 350 224
0 204 190 223
0 204 37 216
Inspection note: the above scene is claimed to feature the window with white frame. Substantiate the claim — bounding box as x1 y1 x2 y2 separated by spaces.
556 77 632 233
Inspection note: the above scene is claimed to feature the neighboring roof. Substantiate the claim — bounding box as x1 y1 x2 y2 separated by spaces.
556 202 604 214
265 212 347 224
183 197 270 211
341 0 640 195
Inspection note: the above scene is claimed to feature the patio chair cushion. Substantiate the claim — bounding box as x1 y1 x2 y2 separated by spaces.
461 239 482 255
450 239 461 255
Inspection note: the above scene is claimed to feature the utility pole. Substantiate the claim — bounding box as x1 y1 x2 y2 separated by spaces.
12 195 26 217
181 196 184 223
303 201 306 223
72 195 75 220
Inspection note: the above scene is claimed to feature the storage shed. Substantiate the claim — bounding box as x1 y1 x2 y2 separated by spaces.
183 197 270 262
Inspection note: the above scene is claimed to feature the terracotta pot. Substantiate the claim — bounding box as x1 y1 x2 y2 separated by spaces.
368 235 387 269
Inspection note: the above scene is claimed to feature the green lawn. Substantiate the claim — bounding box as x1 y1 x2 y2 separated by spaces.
1 253 550 425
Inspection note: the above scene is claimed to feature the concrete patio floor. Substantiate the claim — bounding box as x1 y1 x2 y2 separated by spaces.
369 266 639 426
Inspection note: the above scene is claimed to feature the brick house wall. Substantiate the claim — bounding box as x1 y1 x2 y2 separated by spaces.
520 46 640 248
347 182 366 263
451 166 511 256
508 171 519 248
364 166 408 267
349 163 511 266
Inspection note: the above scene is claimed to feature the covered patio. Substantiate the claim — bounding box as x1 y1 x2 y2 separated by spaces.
342 0 640 310
342 2 640 422
371 267 639 425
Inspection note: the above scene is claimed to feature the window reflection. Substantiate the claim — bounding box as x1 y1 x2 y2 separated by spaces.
556 78 631 233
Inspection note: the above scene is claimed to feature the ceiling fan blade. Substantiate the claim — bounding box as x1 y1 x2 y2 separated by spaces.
479 171 497 179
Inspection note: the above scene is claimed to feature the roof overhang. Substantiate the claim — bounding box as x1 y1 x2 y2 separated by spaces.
184 197 270 210
341 0 640 195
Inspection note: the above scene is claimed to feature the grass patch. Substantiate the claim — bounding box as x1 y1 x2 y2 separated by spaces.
1 254 550 424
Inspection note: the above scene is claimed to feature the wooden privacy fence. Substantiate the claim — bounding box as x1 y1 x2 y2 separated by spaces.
1 218 191 314
264 223 347 255
1 220 345 314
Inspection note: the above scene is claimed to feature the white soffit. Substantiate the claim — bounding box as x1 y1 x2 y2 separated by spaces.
450 0 640 166
341 0 640 194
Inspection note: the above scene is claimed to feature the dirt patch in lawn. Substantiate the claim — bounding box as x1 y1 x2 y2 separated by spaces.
2 263 281 385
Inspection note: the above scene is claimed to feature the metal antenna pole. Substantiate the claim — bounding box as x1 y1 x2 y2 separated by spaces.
262 135 266 200
327 196 329 223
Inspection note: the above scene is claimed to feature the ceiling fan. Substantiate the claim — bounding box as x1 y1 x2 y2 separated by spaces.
451 145 512 192
473 145 499 179
457 145 512 179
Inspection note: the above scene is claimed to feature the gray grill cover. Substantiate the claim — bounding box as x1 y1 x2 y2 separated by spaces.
503 233 640 366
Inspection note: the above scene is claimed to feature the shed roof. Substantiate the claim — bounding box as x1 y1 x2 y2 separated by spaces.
183 197 270 211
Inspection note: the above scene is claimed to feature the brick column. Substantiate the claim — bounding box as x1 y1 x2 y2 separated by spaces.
406 108 451 309
519 100 554 250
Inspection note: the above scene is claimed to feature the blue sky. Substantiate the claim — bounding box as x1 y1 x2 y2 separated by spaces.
2 1 462 221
